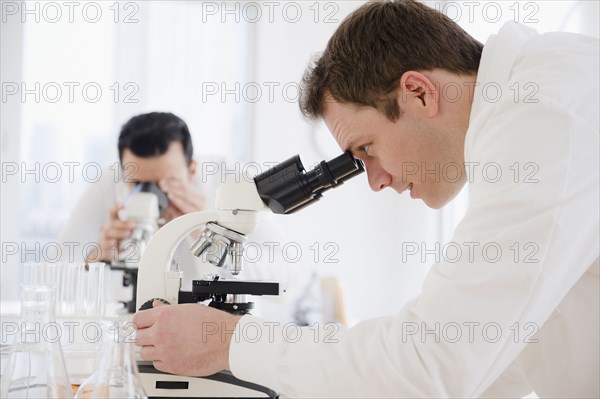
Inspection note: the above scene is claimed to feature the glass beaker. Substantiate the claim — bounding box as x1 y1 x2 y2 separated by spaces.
75 322 147 398
22 262 108 318
0 285 72 398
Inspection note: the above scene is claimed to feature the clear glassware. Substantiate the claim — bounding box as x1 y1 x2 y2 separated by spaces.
20 262 110 395
0 285 72 398
22 262 107 318
75 322 147 399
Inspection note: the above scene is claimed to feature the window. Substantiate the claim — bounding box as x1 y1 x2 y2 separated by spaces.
2 1 253 299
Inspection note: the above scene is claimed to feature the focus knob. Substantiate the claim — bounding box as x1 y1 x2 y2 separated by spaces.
138 298 170 311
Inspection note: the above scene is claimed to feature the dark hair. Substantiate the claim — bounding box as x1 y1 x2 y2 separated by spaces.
118 112 193 165
300 0 483 121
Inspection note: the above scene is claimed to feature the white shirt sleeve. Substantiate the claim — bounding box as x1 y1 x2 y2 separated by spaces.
57 169 119 261
229 96 599 397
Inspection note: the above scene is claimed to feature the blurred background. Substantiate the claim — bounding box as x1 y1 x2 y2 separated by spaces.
2 1 598 324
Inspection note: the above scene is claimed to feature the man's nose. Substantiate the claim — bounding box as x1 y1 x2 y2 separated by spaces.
364 159 392 192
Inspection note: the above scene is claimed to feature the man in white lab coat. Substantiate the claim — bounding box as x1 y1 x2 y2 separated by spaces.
133 1 599 397
60 112 287 294
60 112 209 264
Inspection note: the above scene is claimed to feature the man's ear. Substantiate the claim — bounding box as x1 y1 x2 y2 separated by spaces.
397 71 439 117
188 159 197 181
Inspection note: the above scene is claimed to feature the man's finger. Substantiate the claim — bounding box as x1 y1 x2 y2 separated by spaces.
153 360 167 373
133 308 159 329
105 226 133 240
162 180 203 207
135 326 153 345
109 204 123 221
113 219 136 230
140 345 157 360
153 300 167 308
108 224 134 234
166 191 188 211
168 191 203 214
105 219 135 236
160 178 185 192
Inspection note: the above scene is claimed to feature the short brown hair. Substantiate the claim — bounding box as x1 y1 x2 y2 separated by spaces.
300 0 483 121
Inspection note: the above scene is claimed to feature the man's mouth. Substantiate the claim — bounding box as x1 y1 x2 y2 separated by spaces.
395 183 414 196
409 183 418 199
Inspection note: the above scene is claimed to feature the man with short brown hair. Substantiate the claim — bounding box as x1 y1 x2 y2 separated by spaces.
134 1 599 397
300 0 483 122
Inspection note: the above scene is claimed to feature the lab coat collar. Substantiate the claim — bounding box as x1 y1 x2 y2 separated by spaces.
470 22 539 120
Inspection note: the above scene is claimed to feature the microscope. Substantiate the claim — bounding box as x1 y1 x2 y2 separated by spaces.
135 152 364 398
110 183 169 313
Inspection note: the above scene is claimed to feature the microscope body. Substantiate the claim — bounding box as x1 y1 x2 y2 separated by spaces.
135 179 274 311
111 188 163 313
134 180 283 398
118 192 160 265
134 152 364 398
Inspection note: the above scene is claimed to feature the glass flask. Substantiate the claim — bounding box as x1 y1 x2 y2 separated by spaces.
0 285 72 398
75 322 147 399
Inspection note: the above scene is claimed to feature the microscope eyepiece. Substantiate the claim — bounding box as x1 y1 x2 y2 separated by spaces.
254 152 364 214
138 182 169 215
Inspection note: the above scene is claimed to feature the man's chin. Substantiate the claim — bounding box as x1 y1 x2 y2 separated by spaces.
421 182 466 209
421 194 451 210
424 200 445 210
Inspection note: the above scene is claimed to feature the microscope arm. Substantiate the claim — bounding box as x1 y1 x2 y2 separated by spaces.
135 179 266 309
136 211 220 308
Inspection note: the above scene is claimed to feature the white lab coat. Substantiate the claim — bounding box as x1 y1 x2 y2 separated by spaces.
229 23 599 397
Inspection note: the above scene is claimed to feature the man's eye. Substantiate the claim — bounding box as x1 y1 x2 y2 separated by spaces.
359 144 370 154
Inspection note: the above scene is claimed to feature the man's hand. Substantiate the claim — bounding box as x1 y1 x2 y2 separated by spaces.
133 301 241 376
159 178 205 222
87 205 135 262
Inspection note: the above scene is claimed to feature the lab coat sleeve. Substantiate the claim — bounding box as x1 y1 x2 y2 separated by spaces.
229 98 599 397
57 172 115 261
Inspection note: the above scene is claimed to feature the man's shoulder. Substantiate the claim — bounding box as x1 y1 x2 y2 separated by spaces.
470 23 598 144
75 165 127 204
480 22 597 86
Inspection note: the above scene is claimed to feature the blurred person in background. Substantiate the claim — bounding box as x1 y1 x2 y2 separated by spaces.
59 112 289 304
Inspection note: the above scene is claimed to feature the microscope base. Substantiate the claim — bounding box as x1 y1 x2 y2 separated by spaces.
138 362 278 398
